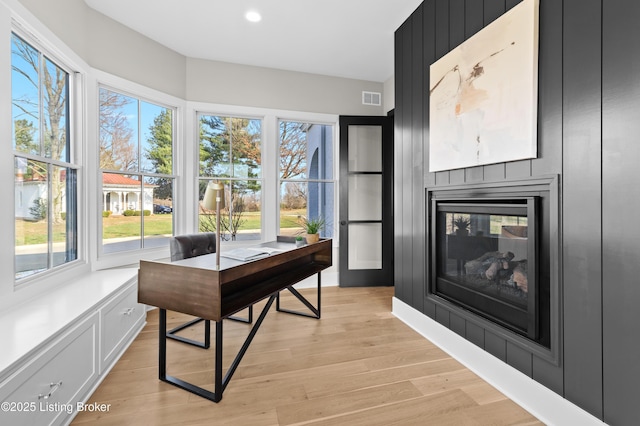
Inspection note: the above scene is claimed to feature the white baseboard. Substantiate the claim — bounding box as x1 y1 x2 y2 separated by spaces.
392 297 606 426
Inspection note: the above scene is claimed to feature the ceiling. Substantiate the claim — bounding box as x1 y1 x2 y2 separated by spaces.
83 0 423 82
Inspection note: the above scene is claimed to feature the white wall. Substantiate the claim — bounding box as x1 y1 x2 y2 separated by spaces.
383 75 395 114
187 58 384 115
17 0 385 115
17 0 187 99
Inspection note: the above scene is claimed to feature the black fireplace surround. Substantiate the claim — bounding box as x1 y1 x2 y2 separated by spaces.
427 183 552 349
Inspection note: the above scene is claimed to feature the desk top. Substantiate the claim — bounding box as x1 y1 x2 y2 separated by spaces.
138 239 332 321
172 240 300 271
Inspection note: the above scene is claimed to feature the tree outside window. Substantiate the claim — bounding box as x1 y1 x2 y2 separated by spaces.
12 33 77 280
198 115 262 241
279 121 335 238
98 87 175 253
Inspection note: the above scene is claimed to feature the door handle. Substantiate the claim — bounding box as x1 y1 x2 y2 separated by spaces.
340 221 347 226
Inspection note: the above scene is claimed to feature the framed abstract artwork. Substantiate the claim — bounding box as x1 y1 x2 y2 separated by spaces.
429 0 539 172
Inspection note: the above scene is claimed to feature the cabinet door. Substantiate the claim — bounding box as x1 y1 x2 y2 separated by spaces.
101 282 145 372
0 313 98 426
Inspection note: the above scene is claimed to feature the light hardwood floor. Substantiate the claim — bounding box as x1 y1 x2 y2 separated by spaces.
73 286 542 425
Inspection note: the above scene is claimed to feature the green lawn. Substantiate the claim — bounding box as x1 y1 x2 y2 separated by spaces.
16 210 306 245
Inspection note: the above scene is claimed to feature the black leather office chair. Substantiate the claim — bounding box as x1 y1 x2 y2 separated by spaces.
167 233 252 349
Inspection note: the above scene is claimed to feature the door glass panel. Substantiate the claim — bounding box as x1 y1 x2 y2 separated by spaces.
348 223 382 269
348 175 382 221
348 126 381 172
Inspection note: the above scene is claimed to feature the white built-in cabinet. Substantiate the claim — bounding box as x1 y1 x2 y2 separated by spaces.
0 269 144 426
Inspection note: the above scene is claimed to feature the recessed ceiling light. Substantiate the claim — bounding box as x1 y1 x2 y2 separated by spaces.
245 10 262 23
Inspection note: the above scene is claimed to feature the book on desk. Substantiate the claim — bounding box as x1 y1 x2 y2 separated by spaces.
220 247 284 262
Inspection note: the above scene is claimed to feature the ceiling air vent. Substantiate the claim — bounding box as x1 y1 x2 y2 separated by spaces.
362 91 381 106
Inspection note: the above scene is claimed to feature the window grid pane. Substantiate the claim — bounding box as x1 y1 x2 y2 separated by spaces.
198 114 263 241
279 121 334 239
12 32 76 281
99 88 175 254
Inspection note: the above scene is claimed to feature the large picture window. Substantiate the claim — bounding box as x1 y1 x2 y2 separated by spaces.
279 121 335 238
99 87 175 253
198 114 262 241
12 33 78 280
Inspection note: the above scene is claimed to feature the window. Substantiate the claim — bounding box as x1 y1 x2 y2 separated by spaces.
12 33 78 280
99 87 175 253
279 121 335 238
198 114 262 241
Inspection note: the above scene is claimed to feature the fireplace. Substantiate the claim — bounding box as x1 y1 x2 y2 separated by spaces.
428 185 552 349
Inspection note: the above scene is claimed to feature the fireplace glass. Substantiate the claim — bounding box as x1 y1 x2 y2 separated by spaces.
433 199 538 340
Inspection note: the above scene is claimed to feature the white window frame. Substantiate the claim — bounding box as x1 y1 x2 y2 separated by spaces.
91 70 186 270
196 111 265 242
186 102 339 248
277 117 337 239
0 1 89 310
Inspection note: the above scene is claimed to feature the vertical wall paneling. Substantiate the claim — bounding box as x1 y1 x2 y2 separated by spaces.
448 0 466 186
562 0 603 418
450 312 466 337
423 1 437 317
402 14 415 305
466 166 484 183
485 331 507 362
464 0 484 39
505 159 532 179
449 0 466 48
395 0 640 421
433 0 451 187
396 19 409 304
506 0 521 11
602 2 640 424
435 304 450 327
393 23 402 298
434 0 451 59
411 6 425 311
524 0 565 397
466 321 485 348
506 341 533 377
393 21 407 301
484 0 506 24
531 0 562 178
392 0 624 421
424 0 437 189
479 0 503 184
482 0 506 182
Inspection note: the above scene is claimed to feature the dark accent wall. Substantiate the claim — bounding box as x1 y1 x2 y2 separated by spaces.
395 0 640 423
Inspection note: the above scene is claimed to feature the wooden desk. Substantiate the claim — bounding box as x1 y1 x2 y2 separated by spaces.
138 239 332 402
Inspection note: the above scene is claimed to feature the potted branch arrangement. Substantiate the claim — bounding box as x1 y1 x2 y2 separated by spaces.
453 216 470 236
300 216 326 244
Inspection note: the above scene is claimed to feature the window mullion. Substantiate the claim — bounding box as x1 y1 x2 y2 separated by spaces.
38 50 45 158
47 162 53 270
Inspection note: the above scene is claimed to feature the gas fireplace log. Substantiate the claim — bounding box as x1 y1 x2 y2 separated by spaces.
464 251 514 278
463 251 529 293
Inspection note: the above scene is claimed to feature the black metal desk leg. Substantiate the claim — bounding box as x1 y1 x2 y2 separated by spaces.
276 271 322 319
157 295 278 403
159 309 167 380
214 320 223 402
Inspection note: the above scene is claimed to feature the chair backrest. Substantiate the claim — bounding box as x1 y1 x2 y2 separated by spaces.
169 233 216 261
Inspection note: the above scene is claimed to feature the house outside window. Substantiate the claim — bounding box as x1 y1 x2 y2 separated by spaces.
98 87 175 254
279 121 335 238
12 32 78 281
198 114 262 241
